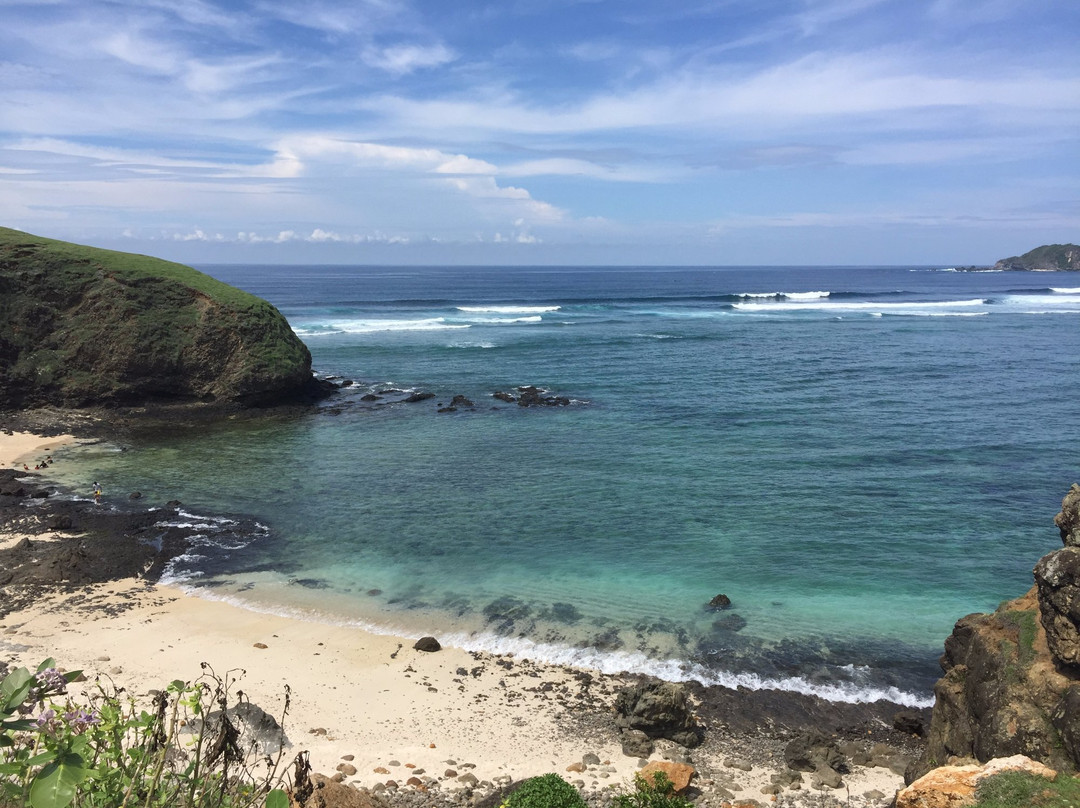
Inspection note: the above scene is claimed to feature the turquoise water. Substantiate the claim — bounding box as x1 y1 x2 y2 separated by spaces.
49 266 1080 706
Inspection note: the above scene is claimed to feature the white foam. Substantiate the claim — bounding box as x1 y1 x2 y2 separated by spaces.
1002 294 1080 309
733 298 988 313
300 318 471 334
169 584 932 709
436 631 933 708
1051 287 1080 294
785 291 831 300
457 315 543 324
737 292 780 299
456 305 561 314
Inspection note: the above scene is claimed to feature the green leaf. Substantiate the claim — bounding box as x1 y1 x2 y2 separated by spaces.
35 659 56 674
28 752 87 808
3 718 36 732
1 668 33 711
61 670 83 684
265 789 289 808
0 761 23 775
24 751 58 767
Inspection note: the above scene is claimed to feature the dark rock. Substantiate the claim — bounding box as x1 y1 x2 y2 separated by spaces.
437 407 457 413
29 488 50 498
0 495 18 509
165 500 182 508
1052 685 1080 764
403 392 435 403
339 379 354 387
46 514 73 530
492 392 516 403
360 394 381 402
893 710 925 737
614 680 703 748
414 637 441 652
1056 484 1080 547
450 395 474 408
620 729 654 758
0 483 27 498
129 492 142 500
707 593 732 610
1034 547 1080 667
784 729 846 773
203 701 290 756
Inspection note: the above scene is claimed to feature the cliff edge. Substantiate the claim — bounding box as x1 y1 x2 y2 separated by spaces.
909 484 1080 783
0 228 320 408
993 244 1080 272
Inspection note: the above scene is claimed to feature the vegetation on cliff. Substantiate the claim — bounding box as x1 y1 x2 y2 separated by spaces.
993 244 1080 271
0 228 317 408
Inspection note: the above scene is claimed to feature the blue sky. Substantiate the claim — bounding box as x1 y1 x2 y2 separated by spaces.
1 0 1077 265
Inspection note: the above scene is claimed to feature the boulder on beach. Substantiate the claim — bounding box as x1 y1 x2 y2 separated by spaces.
614 680 702 748
413 636 441 652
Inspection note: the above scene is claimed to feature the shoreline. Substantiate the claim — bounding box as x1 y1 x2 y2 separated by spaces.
1 423 924 806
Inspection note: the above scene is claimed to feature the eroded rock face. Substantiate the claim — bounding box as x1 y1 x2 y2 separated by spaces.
910 484 1080 783
910 589 1075 782
1055 484 1080 547
1034 547 1080 666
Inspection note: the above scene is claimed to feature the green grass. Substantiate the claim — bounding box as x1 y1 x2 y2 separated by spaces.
974 771 1080 807
0 226 311 406
0 227 258 308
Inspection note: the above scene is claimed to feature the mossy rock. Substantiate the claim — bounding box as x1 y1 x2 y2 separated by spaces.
0 227 317 408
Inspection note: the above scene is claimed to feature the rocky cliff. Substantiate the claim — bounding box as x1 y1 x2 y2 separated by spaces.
909 484 1080 783
993 244 1080 271
0 228 320 408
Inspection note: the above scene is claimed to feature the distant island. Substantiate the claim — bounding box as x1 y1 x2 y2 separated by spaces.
957 243 1080 272
0 227 326 410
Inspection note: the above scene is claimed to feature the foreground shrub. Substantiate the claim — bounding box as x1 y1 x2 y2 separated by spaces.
503 773 587 808
614 772 693 808
0 658 288 808
974 770 1080 807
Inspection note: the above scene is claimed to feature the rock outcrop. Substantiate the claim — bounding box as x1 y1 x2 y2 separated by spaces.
0 227 322 408
910 485 1080 782
614 680 703 748
897 755 1056 808
993 243 1080 271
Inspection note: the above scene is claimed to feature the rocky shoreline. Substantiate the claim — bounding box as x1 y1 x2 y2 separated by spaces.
0 414 931 808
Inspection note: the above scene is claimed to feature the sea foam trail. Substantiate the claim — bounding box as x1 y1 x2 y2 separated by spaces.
733 298 988 313
456 305 561 313
1051 287 1080 294
295 317 471 335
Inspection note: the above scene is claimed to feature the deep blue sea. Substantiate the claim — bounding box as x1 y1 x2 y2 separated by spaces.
48 265 1080 707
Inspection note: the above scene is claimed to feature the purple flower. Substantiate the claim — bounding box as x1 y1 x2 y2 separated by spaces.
62 708 101 734
33 709 60 736
33 668 67 696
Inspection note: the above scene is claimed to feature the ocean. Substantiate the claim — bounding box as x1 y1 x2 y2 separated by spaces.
46 265 1080 708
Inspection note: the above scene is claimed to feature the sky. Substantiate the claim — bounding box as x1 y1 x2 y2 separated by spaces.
0 0 1077 266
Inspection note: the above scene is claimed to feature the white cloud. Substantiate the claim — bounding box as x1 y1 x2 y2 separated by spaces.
363 43 456 75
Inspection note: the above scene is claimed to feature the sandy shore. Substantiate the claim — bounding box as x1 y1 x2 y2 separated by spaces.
1 428 909 806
